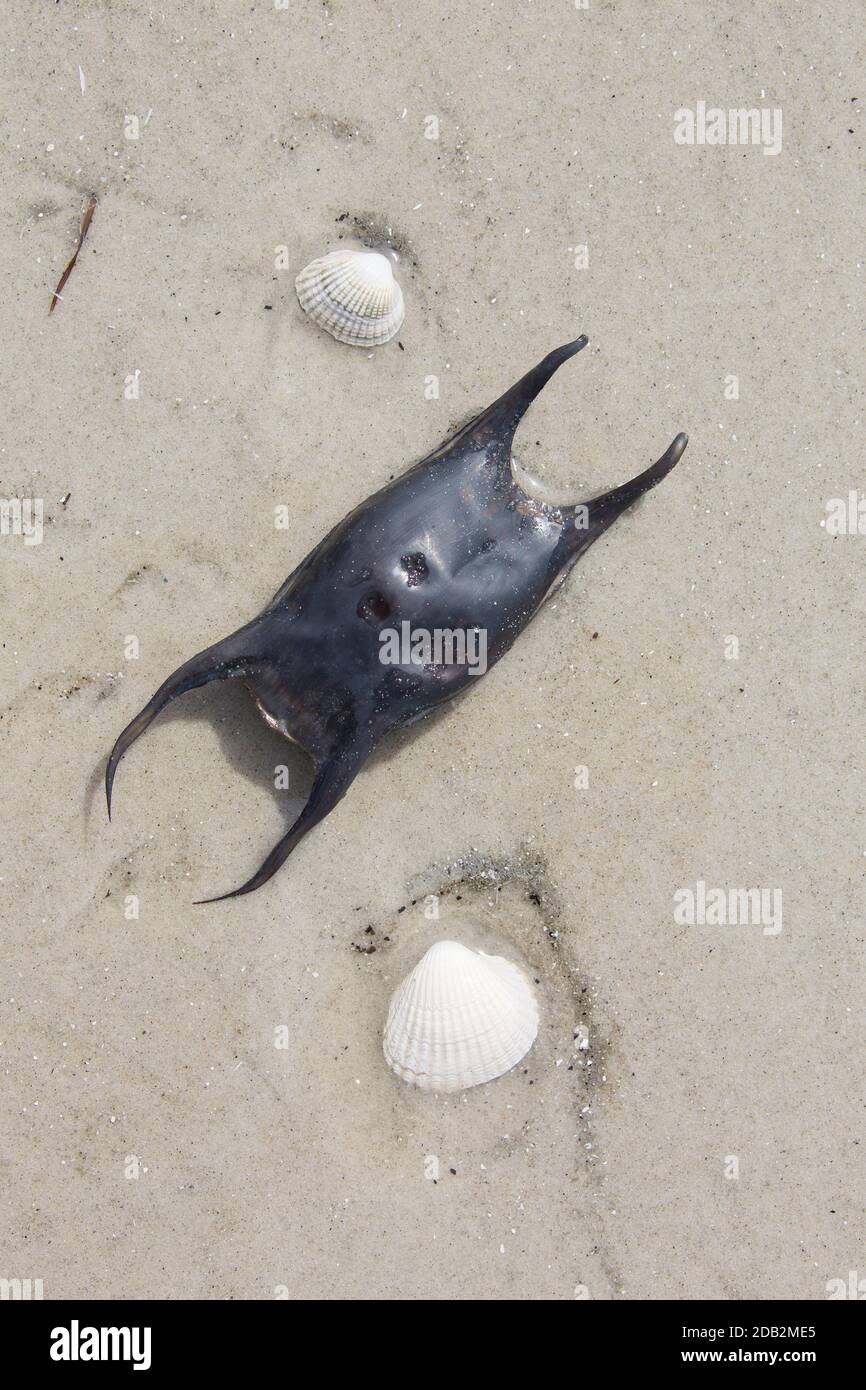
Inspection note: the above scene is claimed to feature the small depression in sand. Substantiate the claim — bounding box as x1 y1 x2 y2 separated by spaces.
242 848 619 1298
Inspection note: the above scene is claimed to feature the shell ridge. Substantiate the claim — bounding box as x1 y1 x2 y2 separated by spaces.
382 940 538 1091
295 249 404 347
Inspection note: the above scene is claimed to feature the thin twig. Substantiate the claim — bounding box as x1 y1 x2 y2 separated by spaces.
49 196 97 314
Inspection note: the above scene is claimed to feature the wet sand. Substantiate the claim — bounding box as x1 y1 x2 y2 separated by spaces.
0 1 862 1298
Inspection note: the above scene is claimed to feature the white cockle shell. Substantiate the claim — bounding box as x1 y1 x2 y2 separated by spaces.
383 940 538 1092
295 248 404 346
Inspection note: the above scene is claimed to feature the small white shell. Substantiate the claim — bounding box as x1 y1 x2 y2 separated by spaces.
295 249 404 346
383 940 538 1092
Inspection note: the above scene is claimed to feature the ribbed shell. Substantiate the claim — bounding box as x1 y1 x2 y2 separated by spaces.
383 940 538 1092
295 249 404 346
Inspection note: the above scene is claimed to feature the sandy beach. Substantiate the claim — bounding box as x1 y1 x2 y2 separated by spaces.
0 1 862 1299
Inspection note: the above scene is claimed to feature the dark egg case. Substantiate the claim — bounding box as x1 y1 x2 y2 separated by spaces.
105 337 687 900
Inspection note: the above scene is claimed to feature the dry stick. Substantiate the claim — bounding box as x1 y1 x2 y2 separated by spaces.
48 196 97 314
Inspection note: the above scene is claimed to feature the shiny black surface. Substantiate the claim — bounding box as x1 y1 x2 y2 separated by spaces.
105 338 687 899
